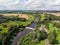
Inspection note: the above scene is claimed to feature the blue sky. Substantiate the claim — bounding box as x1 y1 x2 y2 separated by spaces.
0 0 60 10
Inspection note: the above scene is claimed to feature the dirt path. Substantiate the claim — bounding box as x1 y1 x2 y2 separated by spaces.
39 25 50 45
39 25 49 34
45 38 50 45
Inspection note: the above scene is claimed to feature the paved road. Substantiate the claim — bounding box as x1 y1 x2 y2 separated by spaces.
11 17 39 45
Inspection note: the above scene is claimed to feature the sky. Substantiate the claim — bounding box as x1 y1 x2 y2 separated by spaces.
0 0 60 10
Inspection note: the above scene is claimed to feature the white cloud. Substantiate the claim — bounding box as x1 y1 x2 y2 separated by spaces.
0 0 60 10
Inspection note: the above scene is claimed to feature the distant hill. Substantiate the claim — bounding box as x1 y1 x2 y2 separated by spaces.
0 10 60 14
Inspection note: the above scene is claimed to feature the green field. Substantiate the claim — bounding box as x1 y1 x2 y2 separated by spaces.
0 14 34 34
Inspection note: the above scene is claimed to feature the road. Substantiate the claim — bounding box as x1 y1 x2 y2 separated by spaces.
11 17 39 45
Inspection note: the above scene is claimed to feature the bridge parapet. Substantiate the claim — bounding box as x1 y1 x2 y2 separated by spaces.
25 27 35 31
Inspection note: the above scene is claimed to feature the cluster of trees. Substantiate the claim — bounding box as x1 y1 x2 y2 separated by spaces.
0 15 27 24
0 15 27 45
37 13 59 45
49 30 58 45
0 15 8 23
2 25 25 45
53 23 60 29
19 30 47 45
44 14 60 21
38 13 60 25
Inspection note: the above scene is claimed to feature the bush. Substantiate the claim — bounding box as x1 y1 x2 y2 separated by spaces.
38 31 47 41
0 28 2 31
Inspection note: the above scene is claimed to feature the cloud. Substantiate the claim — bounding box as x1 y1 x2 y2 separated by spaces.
0 0 60 10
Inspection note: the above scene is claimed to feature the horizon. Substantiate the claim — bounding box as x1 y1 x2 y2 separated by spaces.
0 9 60 11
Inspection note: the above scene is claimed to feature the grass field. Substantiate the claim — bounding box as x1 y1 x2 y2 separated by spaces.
48 23 59 32
0 26 8 34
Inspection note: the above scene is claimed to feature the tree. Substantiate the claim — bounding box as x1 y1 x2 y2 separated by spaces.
38 31 47 41
53 30 57 38
0 28 2 31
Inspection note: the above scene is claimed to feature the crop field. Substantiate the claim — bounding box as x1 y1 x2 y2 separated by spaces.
2 14 29 20
46 12 60 16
